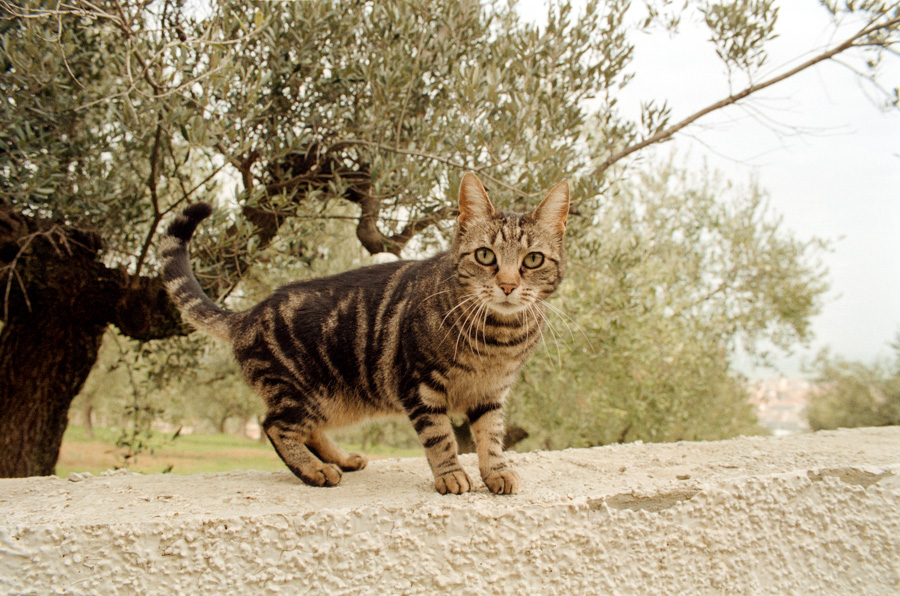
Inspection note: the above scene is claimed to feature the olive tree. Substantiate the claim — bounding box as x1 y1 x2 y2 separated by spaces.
514 159 828 448
807 338 900 431
1 0 898 475
0 0 624 475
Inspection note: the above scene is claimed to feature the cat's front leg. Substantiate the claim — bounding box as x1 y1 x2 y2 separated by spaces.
467 401 520 495
406 385 472 495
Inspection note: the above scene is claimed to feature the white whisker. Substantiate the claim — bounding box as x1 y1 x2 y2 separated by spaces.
479 302 490 350
438 295 478 349
423 288 453 302
467 301 488 360
439 294 477 327
540 298 595 353
539 305 564 369
453 299 483 359
527 303 555 367
464 301 487 360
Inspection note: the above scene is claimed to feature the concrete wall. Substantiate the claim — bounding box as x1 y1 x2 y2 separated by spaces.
1 427 898 595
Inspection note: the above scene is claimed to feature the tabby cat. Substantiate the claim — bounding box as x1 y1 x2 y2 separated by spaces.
159 173 569 495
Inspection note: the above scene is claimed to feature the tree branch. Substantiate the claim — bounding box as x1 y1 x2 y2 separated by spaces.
132 116 164 283
593 13 900 178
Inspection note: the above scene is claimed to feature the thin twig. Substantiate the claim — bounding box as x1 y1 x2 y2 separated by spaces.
2 231 40 321
394 27 429 151
132 116 165 283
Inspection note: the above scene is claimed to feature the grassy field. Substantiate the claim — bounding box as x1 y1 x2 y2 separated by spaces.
56 425 420 477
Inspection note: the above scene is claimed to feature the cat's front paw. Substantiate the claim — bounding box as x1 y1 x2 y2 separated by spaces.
434 469 473 495
299 463 343 487
339 452 368 472
483 469 520 495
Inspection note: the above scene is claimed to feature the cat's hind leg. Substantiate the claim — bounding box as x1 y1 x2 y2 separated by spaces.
306 430 368 472
263 406 343 487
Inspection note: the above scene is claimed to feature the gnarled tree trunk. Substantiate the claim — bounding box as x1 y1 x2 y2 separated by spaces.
0 313 106 477
0 145 384 477
0 203 184 477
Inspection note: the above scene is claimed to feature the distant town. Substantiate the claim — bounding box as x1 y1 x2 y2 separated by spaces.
749 378 813 436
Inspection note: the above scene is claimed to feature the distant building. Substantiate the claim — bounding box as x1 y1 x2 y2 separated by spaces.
749 378 812 436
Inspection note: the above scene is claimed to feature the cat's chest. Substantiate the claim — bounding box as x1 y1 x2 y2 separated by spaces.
440 356 522 408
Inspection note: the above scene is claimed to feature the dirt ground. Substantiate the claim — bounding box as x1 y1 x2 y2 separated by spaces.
56 435 282 476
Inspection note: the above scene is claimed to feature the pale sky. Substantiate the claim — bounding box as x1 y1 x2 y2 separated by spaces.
520 0 900 378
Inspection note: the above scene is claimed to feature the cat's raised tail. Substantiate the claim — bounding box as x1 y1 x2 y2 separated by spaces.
158 203 235 341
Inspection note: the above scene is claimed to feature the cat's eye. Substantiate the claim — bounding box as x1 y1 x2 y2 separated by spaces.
474 248 496 266
522 252 544 269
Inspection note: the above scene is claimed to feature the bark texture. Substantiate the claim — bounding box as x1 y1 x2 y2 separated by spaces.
0 202 183 477
0 313 106 477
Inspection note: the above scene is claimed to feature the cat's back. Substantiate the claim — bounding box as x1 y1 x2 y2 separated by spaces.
229 254 451 408
274 255 446 310
232 254 449 350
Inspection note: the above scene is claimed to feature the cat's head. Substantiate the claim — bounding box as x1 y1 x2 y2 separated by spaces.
452 172 569 316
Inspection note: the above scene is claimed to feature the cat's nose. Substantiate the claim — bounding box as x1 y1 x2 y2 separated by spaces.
498 282 517 296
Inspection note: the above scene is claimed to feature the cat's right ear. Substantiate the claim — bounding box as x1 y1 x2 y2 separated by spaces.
457 172 497 228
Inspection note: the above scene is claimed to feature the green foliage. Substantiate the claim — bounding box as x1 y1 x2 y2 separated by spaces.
74 331 204 462
74 329 257 438
807 338 900 431
511 158 828 448
640 0 780 76
577 158 828 356
701 0 779 73
2 0 628 267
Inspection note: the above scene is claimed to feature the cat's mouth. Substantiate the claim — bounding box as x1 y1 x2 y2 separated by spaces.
488 298 526 315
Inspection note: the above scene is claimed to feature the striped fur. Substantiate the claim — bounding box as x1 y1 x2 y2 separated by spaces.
159 203 233 341
159 173 569 494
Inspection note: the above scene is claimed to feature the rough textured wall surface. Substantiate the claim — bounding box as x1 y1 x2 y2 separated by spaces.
1 427 898 595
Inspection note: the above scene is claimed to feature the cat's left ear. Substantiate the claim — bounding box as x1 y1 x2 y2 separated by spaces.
533 180 570 233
